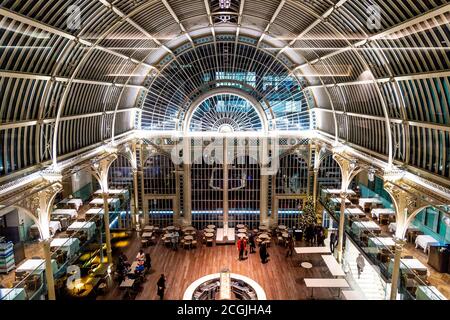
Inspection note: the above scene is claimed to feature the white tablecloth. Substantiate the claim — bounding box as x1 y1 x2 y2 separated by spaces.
89 198 120 207
368 236 395 247
415 235 439 253
358 198 383 207
67 221 96 240
60 198 83 211
50 238 81 257
85 208 104 215
49 221 62 235
388 223 419 234
399 258 428 272
345 207 365 216
371 208 395 219
0 288 26 300
324 189 356 195
16 259 58 274
351 221 381 236
51 209 78 219
31 221 61 236
330 198 352 205
95 189 129 198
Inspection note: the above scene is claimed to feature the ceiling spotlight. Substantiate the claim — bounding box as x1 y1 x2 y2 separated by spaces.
219 0 231 9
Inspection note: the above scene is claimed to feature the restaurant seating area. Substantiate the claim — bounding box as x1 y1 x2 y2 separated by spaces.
0 0 450 306
321 187 449 300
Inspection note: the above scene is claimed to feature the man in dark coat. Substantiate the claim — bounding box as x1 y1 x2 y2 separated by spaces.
157 274 166 300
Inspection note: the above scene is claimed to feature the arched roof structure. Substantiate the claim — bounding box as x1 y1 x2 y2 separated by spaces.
0 0 449 185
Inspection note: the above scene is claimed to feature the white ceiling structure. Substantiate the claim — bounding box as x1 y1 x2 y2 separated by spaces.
0 0 449 188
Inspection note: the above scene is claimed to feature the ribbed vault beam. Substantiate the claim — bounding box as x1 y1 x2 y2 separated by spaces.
257 0 286 48
0 7 155 70
314 107 450 133
294 3 450 70
97 0 171 55
203 0 220 69
232 0 245 71
0 108 137 130
306 70 450 89
0 70 148 90
279 0 349 56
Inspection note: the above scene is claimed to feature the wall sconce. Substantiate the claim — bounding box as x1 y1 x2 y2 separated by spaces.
443 215 450 227
349 160 357 170
368 167 376 182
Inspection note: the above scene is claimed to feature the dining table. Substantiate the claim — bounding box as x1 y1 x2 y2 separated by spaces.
204 228 214 233
204 232 214 238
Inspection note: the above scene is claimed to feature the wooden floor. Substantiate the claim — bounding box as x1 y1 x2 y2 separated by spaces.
99 234 345 300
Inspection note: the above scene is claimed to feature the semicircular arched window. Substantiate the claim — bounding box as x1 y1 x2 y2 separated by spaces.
188 93 264 132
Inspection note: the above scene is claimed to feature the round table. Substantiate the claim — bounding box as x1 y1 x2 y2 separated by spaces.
143 226 154 231
259 225 269 231
204 233 214 238
184 235 194 241
238 228 247 233
183 226 196 232
167 226 176 231
236 224 245 229
278 225 287 230
282 232 289 238
237 233 248 238
258 234 270 240
204 228 214 233
207 225 216 229
301 262 313 269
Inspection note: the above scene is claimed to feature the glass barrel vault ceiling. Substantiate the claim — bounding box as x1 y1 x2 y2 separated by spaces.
139 41 312 132
0 0 448 184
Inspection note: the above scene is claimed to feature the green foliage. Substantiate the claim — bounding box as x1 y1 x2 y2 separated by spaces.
298 196 317 230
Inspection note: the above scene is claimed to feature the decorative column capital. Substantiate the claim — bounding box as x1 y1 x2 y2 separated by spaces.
340 191 348 199
393 237 407 249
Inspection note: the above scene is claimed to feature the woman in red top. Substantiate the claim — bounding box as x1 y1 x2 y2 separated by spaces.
237 238 245 260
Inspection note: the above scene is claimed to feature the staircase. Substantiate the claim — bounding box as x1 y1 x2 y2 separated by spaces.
341 241 388 300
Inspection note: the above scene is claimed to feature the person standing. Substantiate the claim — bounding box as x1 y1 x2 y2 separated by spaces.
285 237 295 258
248 233 256 253
157 274 166 300
171 231 179 251
237 238 243 260
242 237 248 259
356 253 365 279
329 232 336 253
259 242 269 263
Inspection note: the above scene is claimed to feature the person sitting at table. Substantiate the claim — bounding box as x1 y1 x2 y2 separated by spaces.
118 252 130 268
136 249 145 263
248 233 256 254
